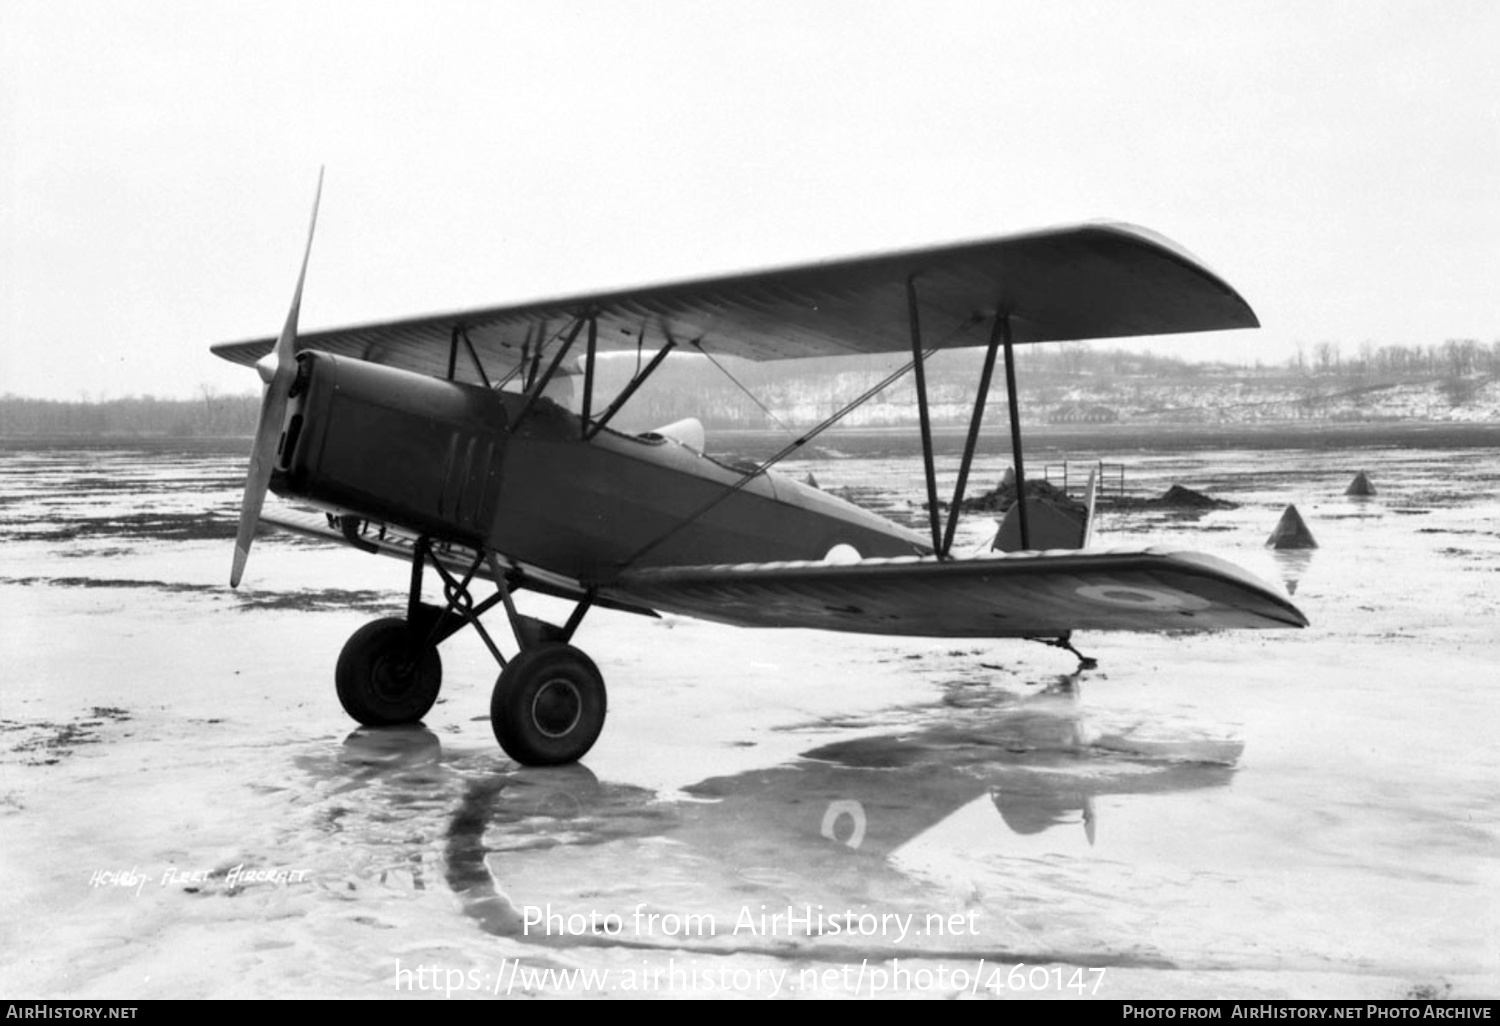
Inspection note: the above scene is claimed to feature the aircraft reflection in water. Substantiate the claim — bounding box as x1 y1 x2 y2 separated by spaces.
308 675 1241 955
681 674 1241 865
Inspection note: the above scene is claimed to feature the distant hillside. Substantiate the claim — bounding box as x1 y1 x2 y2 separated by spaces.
599 341 1500 430
1017 371 1500 426
606 357 1500 431
3 341 1496 437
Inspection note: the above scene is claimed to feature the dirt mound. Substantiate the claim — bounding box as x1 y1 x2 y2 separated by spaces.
957 478 1087 516
1105 484 1237 511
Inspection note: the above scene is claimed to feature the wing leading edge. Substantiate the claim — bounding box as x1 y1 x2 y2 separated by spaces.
611 548 1306 638
212 222 1256 384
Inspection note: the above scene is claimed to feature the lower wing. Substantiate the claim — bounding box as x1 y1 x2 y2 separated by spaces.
258 506 1303 637
612 549 1306 637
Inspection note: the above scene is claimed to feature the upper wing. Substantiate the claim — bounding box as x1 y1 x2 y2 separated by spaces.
211 222 1257 384
610 547 1306 637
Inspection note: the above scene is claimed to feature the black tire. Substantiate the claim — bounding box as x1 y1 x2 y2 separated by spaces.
335 618 442 726
491 644 606 766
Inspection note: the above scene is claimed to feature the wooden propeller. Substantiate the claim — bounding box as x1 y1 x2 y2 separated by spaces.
230 169 323 587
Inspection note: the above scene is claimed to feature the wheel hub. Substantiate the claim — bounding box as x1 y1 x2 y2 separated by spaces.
531 678 583 738
370 653 419 701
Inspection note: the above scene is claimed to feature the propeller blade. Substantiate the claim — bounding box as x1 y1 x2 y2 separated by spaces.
230 383 289 587
231 169 324 587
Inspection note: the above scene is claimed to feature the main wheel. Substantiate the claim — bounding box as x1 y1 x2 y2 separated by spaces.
335 617 442 726
491 643 606 766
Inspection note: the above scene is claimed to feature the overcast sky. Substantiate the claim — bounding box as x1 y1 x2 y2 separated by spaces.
3 0 1496 400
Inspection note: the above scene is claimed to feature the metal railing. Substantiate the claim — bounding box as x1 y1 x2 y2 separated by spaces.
1043 460 1125 499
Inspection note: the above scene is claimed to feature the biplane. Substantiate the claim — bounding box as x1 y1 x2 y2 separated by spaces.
213 176 1306 766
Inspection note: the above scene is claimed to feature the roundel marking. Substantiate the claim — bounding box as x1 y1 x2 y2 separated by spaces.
1074 583 1212 612
820 799 867 849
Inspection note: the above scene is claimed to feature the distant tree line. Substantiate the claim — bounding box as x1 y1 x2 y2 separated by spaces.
2 339 1494 437
0 389 261 437
1288 338 1500 379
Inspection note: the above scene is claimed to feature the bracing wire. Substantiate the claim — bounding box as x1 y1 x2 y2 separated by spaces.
618 313 983 569
691 341 795 435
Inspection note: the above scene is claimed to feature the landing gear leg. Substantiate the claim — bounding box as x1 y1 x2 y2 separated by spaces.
370 539 605 765
479 554 605 766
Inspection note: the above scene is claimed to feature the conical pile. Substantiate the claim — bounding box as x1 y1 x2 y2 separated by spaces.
1267 504 1318 549
1345 471 1376 496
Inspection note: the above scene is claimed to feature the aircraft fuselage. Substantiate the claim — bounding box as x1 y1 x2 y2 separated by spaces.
269 353 929 583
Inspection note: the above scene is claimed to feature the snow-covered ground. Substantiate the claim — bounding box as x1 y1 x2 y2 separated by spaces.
1 436 1497 999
